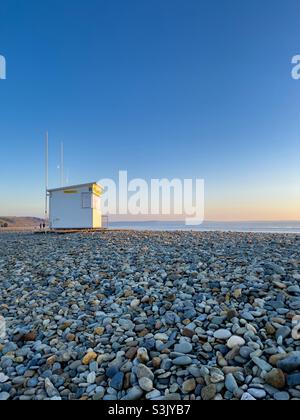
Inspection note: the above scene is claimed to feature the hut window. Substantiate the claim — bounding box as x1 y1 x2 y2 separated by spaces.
82 192 92 208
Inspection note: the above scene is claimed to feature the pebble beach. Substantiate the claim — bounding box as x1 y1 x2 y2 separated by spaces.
0 230 300 401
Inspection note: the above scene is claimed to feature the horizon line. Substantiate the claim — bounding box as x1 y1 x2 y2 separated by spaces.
2 216 300 224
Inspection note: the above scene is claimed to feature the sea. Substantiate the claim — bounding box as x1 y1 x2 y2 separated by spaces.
108 221 300 234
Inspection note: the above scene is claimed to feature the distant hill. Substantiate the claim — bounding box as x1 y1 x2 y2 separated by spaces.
0 217 44 228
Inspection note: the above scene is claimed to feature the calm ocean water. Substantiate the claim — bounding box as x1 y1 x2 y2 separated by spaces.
109 221 300 234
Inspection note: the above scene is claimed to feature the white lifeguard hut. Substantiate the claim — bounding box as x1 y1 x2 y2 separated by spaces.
48 182 103 230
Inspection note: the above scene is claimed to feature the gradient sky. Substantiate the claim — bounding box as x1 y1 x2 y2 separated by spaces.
0 0 300 220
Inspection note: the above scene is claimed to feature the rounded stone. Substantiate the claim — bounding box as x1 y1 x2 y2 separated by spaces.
124 386 144 400
201 384 216 401
241 393 256 401
154 333 168 342
94 327 105 335
174 342 193 354
130 299 140 309
87 372 96 384
82 351 97 365
225 373 238 393
136 348 149 364
182 379 196 393
274 391 290 401
265 369 286 389
214 329 232 340
146 389 161 400
138 377 153 392
227 336 246 349
276 327 291 341
110 372 124 391
0 373 9 384
287 373 300 387
277 352 300 373
248 388 266 399
152 357 161 369
0 392 10 401
172 356 193 366
136 364 154 381
210 368 225 384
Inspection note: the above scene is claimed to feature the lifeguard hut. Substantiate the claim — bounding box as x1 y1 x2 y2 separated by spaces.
48 182 103 230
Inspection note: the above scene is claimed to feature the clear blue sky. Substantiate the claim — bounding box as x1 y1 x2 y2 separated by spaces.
0 0 300 219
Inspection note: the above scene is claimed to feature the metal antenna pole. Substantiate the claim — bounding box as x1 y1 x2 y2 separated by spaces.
60 142 64 187
45 132 49 220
